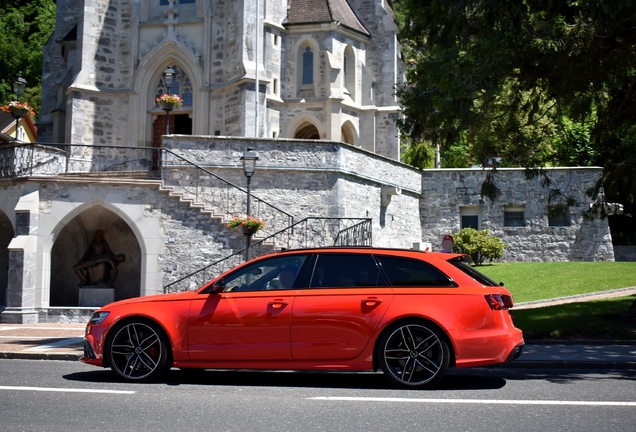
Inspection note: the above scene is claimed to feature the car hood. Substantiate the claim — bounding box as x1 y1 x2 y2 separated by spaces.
98 290 199 310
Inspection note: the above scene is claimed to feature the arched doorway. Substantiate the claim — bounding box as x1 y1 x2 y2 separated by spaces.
294 122 320 140
152 63 194 149
50 206 141 307
341 121 356 145
0 211 14 306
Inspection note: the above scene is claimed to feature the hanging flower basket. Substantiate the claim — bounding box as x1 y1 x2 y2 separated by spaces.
227 216 266 235
156 94 183 110
1 100 36 118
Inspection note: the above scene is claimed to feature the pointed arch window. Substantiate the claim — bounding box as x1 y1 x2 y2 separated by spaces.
155 64 193 108
302 46 314 85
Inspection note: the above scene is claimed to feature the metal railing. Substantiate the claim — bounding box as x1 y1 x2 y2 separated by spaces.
0 142 159 178
163 217 372 293
160 149 293 237
0 142 293 236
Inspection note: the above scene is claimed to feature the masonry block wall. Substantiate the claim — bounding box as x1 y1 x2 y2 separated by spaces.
420 168 614 261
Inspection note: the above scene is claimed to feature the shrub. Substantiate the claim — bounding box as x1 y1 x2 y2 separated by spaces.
452 228 506 265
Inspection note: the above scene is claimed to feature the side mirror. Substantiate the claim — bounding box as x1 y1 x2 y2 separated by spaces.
499 281 505 286
211 278 225 294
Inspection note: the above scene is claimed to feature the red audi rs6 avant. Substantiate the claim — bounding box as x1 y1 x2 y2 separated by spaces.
81 247 524 389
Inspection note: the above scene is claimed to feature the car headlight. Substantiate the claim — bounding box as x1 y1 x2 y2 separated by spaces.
89 311 110 325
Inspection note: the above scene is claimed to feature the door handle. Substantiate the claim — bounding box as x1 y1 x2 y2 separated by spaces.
268 300 289 309
362 298 383 307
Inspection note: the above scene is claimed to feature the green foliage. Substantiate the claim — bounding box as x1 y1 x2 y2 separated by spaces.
400 138 435 168
394 0 636 208
0 0 56 118
452 228 506 265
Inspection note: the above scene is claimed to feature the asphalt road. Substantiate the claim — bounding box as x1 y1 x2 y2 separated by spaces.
1 359 635 432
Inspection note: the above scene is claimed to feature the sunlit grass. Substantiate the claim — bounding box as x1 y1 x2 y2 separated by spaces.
478 262 636 303
474 262 636 339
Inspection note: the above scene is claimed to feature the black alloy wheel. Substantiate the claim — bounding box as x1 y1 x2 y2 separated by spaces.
107 319 171 382
378 320 450 389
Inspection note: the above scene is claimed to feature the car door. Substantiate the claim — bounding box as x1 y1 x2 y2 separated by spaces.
187 255 307 361
291 253 393 360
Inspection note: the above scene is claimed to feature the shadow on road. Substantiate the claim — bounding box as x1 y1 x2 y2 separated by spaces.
63 367 508 391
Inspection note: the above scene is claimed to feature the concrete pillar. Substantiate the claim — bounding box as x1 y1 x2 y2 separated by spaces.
0 190 39 323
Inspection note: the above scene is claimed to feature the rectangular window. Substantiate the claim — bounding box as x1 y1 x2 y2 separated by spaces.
309 254 386 288
460 206 480 230
548 205 571 226
504 206 525 227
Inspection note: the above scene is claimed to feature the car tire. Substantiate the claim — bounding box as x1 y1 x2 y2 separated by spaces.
377 320 450 389
106 319 172 382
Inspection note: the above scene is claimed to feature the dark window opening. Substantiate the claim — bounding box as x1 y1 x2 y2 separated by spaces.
376 256 456 287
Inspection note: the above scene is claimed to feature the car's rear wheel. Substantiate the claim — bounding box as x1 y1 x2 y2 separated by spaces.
378 320 450 389
107 319 171 382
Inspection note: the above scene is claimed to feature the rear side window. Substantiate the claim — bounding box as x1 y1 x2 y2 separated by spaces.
309 253 387 288
449 258 499 286
376 256 456 287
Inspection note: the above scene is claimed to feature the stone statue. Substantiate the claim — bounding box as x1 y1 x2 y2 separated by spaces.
74 230 125 287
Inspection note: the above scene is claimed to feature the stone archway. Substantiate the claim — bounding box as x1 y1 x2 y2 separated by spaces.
50 206 141 307
0 211 14 307
294 123 320 140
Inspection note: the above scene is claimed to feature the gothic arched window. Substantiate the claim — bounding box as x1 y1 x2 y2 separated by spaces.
302 46 314 85
155 64 193 108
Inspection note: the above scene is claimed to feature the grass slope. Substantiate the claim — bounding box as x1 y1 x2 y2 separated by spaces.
478 262 636 303
477 262 636 340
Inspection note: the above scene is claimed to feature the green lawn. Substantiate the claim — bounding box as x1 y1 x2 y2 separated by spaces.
512 297 636 340
478 262 636 303
476 262 636 340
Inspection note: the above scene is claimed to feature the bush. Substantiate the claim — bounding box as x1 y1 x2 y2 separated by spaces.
452 228 506 265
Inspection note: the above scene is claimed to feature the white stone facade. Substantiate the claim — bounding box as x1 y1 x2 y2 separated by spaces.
37 0 403 156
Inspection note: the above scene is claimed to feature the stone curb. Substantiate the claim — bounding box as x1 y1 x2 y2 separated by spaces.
496 360 636 370
0 352 82 361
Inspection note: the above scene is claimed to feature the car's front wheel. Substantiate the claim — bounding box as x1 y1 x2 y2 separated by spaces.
378 320 450 389
106 319 171 382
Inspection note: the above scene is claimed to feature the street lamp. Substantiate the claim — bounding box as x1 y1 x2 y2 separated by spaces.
12 76 27 141
241 148 259 261
162 67 175 135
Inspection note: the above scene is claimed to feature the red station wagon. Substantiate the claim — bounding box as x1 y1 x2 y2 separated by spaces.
81 247 524 389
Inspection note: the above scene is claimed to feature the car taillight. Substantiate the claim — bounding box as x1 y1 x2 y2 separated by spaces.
485 294 514 310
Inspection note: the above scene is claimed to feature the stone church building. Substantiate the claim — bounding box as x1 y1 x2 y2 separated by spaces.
0 0 614 323
37 0 402 157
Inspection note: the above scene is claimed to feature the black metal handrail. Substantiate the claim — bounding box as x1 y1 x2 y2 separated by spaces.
163 217 372 293
0 142 293 236
160 148 293 237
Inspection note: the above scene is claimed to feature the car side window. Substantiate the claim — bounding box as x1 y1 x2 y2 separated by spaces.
376 255 456 287
309 253 387 288
223 255 307 292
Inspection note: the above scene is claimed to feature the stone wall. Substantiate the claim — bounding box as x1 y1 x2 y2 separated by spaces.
164 135 423 248
420 168 614 261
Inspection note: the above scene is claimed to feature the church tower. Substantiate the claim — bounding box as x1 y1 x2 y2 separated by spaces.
38 0 404 159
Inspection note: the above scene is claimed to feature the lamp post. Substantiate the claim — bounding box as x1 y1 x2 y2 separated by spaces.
12 76 27 141
162 67 174 135
241 148 259 261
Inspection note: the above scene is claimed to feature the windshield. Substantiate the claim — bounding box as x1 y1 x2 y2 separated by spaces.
448 257 499 287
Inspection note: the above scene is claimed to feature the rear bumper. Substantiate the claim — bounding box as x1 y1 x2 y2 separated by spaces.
505 342 525 362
